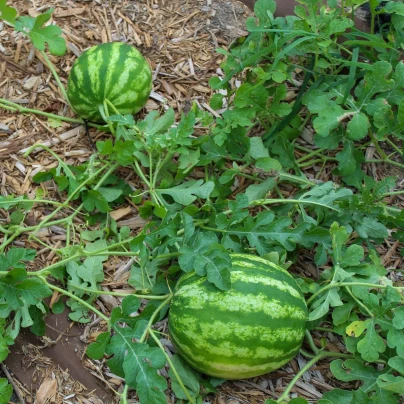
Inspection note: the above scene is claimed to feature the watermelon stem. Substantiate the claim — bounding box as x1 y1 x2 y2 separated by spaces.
40 276 110 323
99 102 115 134
40 50 70 105
276 350 353 402
23 144 76 179
304 330 319 355
148 329 197 404
0 98 83 124
118 385 129 404
104 98 121 115
307 282 404 306
69 284 172 300
139 294 173 344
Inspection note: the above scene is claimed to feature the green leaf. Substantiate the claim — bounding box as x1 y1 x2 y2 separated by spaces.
0 0 17 24
249 137 269 159
0 248 35 271
143 108 175 135
332 301 355 326
210 93 224 110
0 378 12 404
29 305 46 336
97 187 123 202
122 342 167 404
340 245 364 268
66 256 105 322
388 356 404 374
168 355 200 400
107 114 136 126
330 359 388 394
355 217 388 239
86 332 110 360
377 374 404 394
82 190 110 213
0 334 9 362
336 140 360 176
309 287 343 321
245 177 277 202
393 306 404 329
313 104 345 137
179 233 232 290
255 157 282 172
355 61 395 103
346 113 370 140
234 83 268 109
230 212 306 254
15 11 67 56
0 269 52 324
254 0 276 23
157 180 214 205
318 389 352 403
357 319 386 362
47 117 62 128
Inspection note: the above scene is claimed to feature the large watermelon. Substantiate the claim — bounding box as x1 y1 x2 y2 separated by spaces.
67 42 152 123
168 254 308 380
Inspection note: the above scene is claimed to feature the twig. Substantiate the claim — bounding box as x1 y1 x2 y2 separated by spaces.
0 363 26 404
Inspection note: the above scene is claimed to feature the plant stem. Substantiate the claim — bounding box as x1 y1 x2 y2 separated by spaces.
279 172 315 187
344 286 374 318
33 163 116 233
367 158 404 169
385 137 403 156
40 50 70 104
148 330 196 404
369 132 388 160
70 284 171 300
119 385 129 404
139 295 172 343
383 190 404 196
0 99 81 123
295 147 326 164
276 351 352 402
251 198 340 211
307 282 404 306
42 278 109 322
23 144 75 178
305 330 319 355
315 327 339 333
103 100 116 135
133 160 151 188
298 157 338 168
104 99 121 115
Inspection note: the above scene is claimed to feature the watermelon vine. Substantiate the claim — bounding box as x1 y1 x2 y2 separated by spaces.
1 0 404 403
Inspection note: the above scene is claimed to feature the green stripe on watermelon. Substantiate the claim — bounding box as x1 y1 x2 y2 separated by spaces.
168 253 308 380
169 317 304 361
67 42 152 123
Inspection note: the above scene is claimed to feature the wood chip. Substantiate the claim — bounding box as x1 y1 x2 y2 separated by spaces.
110 206 132 221
54 7 86 18
36 378 58 404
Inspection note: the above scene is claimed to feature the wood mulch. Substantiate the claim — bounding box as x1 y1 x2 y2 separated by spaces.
0 0 403 403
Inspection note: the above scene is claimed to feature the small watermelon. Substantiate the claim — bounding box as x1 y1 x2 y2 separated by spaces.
168 254 308 380
67 42 152 123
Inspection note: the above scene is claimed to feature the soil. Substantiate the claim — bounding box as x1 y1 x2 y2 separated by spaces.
0 0 403 403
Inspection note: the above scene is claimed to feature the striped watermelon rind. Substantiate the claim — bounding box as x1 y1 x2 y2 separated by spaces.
67 42 152 123
168 254 308 380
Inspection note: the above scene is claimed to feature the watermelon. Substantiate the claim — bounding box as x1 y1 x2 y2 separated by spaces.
67 42 152 123
168 254 308 380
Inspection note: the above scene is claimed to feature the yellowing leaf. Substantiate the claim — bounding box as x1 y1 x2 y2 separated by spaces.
346 320 366 337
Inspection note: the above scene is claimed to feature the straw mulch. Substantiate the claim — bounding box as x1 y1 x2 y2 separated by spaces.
0 0 403 403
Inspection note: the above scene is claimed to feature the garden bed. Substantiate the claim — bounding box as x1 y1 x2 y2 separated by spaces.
1 0 403 403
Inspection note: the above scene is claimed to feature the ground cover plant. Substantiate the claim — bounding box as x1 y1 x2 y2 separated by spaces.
0 0 404 403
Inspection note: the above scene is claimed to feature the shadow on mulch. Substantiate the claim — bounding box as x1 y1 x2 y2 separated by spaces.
4 309 114 403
